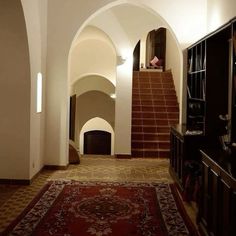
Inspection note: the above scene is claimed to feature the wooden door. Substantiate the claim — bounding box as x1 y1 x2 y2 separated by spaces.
133 40 140 71
69 95 76 141
84 130 111 155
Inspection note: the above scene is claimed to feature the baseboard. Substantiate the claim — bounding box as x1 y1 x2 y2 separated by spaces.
0 178 31 185
115 154 131 159
0 167 43 185
0 164 68 185
43 164 69 170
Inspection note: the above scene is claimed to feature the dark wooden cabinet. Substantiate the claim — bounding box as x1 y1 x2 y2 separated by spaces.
199 149 236 236
231 20 236 143
170 124 203 189
187 21 232 141
170 18 236 234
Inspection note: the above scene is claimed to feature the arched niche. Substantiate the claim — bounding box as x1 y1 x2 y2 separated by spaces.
75 90 115 150
80 117 115 155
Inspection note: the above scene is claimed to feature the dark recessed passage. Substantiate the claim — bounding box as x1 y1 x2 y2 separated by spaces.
84 130 111 155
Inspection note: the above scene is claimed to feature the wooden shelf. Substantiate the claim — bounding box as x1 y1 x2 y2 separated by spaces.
188 69 206 75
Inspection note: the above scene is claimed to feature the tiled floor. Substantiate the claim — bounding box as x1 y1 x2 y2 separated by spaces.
0 155 197 233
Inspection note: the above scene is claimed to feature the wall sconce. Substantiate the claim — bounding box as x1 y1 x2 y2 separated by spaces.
117 55 126 65
36 72 43 113
110 93 116 99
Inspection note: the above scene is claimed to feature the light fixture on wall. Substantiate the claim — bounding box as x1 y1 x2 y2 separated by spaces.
36 72 43 113
117 55 126 65
110 93 116 99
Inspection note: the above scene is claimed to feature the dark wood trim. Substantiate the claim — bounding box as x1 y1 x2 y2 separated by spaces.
0 167 43 185
30 166 45 184
0 178 31 185
169 166 184 192
43 164 69 170
115 154 132 159
69 94 76 141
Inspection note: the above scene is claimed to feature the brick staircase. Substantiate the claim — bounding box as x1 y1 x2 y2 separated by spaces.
131 70 179 158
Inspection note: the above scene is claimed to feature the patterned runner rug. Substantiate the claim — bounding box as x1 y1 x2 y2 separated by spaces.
2 181 198 236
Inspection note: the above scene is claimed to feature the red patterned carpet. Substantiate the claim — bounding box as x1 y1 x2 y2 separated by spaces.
2 181 198 236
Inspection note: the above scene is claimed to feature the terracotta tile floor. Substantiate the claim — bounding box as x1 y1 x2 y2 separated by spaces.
0 155 197 233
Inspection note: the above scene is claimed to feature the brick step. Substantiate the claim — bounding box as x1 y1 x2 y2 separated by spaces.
132 94 177 100
132 112 179 119
133 78 174 84
132 125 171 133
136 80 174 83
133 83 174 89
132 100 179 106
133 88 175 94
132 105 179 112
131 149 170 158
131 140 170 149
133 72 173 77
132 88 176 94
132 104 179 107
132 118 179 126
131 132 170 141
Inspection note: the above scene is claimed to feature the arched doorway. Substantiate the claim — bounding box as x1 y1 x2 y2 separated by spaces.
146 28 166 70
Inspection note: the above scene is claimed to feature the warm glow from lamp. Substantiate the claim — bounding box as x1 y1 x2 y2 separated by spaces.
36 72 43 113
110 93 116 99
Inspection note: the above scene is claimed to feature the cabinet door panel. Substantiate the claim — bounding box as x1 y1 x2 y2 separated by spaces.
201 161 209 229
177 139 183 180
209 169 219 236
230 191 236 236
218 179 230 236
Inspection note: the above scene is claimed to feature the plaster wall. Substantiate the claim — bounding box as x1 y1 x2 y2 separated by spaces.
0 0 30 179
21 0 47 178
207 0 236 32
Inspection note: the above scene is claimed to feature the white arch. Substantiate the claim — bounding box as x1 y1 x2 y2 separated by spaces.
69 0 181 55
67 1 184 158
72 74 115 97
80 117 115 155
67 0 184 121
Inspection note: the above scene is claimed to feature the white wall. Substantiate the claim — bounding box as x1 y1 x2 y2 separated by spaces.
207 0 236 32
166 30 182 103
115 53 133 154
21 0 47 178
140 35 146 68
0 0 31 179
80 117 115 155
138 0 207 48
